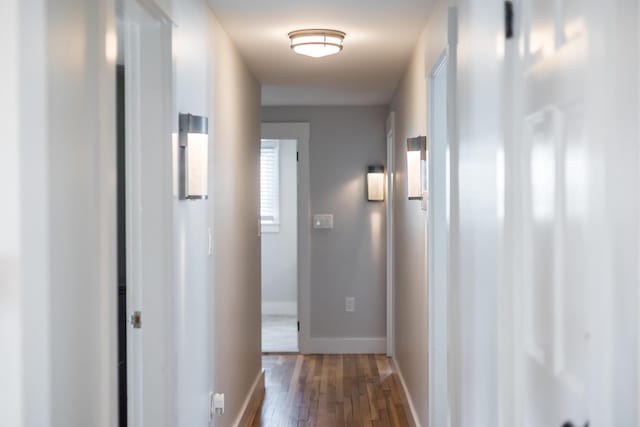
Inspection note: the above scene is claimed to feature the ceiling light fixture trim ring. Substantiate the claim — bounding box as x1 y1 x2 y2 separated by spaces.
288 29 346 58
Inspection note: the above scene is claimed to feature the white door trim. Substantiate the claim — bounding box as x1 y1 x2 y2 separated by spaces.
443 6 460 426
122 0 174 424
261 122 311 354
386 112 395 358
427 49 450 427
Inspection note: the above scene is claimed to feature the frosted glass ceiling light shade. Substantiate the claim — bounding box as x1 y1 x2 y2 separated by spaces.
406 136 427 201
367 165 385 202
288 29 346 58
179 113 209 200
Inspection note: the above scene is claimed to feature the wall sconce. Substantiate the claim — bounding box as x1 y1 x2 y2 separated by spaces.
406 136 427 201
179 113 209 200
367 165 385 202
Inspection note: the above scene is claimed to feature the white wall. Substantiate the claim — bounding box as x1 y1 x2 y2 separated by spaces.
171 0 212 424
0 0 22 425
262 106 387 351
0 0 119 425
261 139 298 315
389 1 452 424
170 0 262 425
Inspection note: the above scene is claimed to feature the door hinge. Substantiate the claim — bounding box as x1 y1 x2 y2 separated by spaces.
297 321 300 332
505 1 514 39
296 151 299 162
129 310 142 329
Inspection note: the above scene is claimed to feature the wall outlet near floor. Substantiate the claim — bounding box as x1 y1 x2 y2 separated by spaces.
210 392 224 418
345 297 355 312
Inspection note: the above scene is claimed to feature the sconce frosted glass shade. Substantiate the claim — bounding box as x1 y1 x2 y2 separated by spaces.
406 136 427 200
179 113 209 200
367 165 385 202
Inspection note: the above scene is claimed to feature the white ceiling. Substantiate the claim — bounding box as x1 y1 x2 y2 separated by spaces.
207 0 434 106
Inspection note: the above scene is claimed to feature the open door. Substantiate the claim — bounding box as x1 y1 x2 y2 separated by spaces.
120 1 173 425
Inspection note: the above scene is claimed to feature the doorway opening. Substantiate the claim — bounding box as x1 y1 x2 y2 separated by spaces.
116 63 128 427
260 138 299 353
428 50 450 427
260 122 310 354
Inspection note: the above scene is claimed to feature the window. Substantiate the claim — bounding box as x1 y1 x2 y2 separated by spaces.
260 139 280 231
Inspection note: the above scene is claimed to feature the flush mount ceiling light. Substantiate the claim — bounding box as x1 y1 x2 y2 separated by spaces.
288 29 346 58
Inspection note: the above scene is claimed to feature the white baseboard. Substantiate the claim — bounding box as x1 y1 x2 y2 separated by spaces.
391 358 422 427
304 337 386 354
233 369 265 427
262 301 297 316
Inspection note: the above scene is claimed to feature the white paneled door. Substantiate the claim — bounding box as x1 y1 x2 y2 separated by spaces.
508 0 639 426
512 1 591 426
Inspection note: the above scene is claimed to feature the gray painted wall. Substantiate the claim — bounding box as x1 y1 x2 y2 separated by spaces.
261 139 298 312
262 106 387 339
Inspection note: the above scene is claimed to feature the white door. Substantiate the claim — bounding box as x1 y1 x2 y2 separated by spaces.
509 1 640 421
428 53 450 427
511 1 600 426
122 1 173 425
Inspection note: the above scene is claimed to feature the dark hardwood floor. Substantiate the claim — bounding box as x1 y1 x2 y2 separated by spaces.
250 354 414 427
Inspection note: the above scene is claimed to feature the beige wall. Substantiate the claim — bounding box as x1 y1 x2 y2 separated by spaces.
211 15 263 427
389 0 451 424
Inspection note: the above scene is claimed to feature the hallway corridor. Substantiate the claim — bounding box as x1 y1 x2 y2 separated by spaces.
251 355 413 427
3 0 640 425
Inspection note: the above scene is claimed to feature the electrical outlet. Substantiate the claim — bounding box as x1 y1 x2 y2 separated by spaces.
212 393 224 417
345 297 355 312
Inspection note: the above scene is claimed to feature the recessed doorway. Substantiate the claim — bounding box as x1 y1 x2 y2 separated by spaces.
260 138 299 353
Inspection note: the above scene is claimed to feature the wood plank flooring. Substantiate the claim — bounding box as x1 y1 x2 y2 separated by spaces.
249 354 414 427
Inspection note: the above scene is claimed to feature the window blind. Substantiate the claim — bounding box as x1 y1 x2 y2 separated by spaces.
260 140 280 224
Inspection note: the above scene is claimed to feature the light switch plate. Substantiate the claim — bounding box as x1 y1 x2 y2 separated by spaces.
345 297 355 312
421 191 429 211
208 228 212 256
313 214 334 229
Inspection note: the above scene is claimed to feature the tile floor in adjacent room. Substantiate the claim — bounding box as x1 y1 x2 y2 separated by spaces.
262 315 299 353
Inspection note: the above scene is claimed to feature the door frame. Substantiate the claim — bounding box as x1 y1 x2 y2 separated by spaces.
427 6 459 426
260 122 311 353
121 0 174 425
427 48 451 427
386 112 395 357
